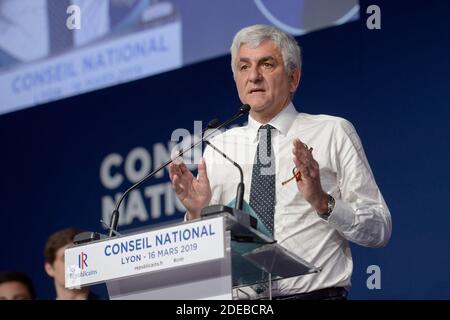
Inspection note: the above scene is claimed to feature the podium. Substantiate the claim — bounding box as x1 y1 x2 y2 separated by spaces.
65 211 320 300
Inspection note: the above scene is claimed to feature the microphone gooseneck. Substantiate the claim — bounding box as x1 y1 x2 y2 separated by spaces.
108 104 250 237
204 140 244 210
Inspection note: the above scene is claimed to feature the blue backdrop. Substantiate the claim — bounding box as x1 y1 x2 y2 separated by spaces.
1 0 449 299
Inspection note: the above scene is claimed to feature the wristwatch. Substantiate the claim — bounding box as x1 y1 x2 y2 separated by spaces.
318 194 335 220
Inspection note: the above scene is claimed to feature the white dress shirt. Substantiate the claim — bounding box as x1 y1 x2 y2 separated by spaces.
203 102 392 296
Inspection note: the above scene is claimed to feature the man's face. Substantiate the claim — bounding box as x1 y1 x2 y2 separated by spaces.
234 40 300 121
45 245 68 288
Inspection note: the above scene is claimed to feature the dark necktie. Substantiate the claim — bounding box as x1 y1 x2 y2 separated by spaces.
249 124 276 236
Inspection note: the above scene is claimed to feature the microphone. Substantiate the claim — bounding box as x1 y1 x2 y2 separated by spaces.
200 141 259 237
204 140 244 210
107 104 251 237
205 118 220 131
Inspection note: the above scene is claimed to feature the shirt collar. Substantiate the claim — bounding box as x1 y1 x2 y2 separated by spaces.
247 102 298 142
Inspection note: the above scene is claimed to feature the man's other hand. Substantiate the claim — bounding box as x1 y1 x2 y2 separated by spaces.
292 138 328 214
169 158 212 219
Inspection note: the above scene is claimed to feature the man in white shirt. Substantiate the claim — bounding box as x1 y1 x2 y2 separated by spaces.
169 24 392 300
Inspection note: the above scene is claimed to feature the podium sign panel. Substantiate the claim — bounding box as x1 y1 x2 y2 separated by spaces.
65 212 319 299
65 217 225 289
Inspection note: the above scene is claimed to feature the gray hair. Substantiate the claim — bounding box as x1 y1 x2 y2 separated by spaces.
230 24 302 77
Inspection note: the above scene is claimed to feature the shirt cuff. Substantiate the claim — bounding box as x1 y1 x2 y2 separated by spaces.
327 199 355 233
